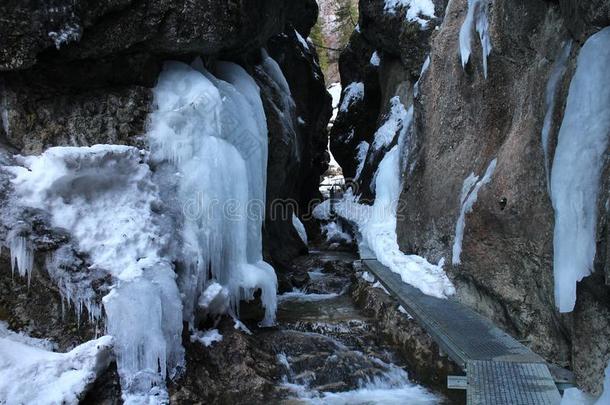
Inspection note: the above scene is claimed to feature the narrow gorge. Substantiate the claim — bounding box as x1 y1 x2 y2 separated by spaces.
0 0 609 404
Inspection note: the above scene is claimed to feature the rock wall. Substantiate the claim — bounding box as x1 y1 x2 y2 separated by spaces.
331 0 610 394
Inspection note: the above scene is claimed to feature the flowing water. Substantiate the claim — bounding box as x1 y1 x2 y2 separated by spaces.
258 250 445 404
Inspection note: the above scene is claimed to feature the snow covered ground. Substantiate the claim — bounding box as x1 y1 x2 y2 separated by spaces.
0 323 114 405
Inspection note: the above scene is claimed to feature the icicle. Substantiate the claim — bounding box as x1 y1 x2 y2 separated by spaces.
550 27 610 313
9 236 34 283
452 159 497 265
459 0 492 78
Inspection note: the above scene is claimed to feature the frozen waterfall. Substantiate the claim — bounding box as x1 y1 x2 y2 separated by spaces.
550 27 610 313
148 59 278 326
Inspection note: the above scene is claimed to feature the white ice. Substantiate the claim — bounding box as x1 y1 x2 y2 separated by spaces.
452 159 497 265
550 27 610 313
292 213 309 245
372 97 412 150
148 59 277 326
0 333 114 405
355 141 370 180
295 29 310 52
459 0 492 78
340 82 364 113
370 51 381 66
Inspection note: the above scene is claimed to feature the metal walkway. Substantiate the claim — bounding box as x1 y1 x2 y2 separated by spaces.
362 259 562 405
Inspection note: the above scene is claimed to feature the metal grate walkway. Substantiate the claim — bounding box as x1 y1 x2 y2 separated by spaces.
362 259 562 405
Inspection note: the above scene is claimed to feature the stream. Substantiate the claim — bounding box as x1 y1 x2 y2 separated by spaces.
258 250 446 404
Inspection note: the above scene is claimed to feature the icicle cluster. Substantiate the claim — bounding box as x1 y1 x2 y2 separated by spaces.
459 0 492 78
148 57 278 327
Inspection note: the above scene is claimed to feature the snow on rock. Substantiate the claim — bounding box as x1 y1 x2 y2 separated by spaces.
328 82 342 123
0 321 55 351
292 213 308 245
0 334 114 404
372 97 412 150
459 0 492 78
550 27 610 313
148 59 277 327
340 82 364 113
190 329 223 347
314 150 455 299
370 51 381 66
384 0 436 28
560 362 610 404
452 159 497 265
321 221 353 244
5 145 185 402
542 41 572 193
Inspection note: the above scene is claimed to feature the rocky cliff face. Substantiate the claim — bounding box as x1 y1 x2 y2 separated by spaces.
331 0 610 395
0 0 330 400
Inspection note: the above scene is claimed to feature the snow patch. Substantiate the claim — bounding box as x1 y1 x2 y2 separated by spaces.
372 97 412 150
190 329 223 347
384 0 436 29
0 334 114 404
370 51 381 66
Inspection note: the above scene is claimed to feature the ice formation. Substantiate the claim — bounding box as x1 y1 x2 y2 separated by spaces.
148 59 278 326
340 82 365 113
8 234 34 282
384 0 436 29
0 333 114 404
6 145 185 402
292 213 309 245
452 159 497 265
372 97 412 150
355 141 370 180
294 29 310 52
414 55 431 98
48 23 81 49
321 221 353 244
459 0 492 78
314 148 455 298
550 27 610 313
370 51 381 66
541 41 572 193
